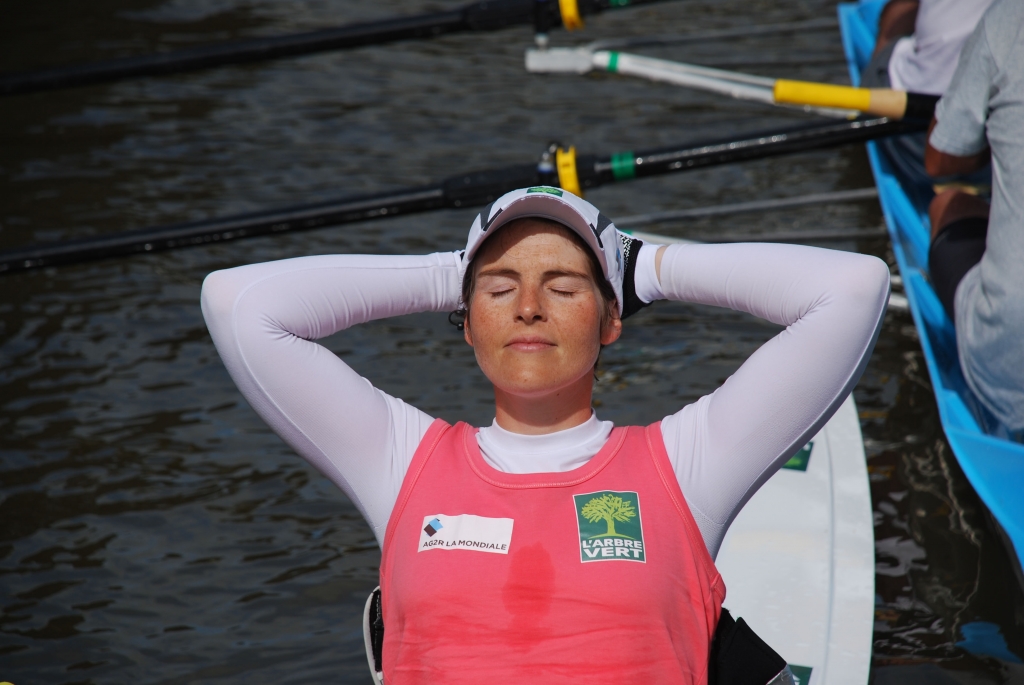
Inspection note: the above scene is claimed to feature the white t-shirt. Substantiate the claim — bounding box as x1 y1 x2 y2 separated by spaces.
888 0 996 94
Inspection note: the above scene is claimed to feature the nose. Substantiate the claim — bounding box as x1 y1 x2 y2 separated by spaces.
516 283 545 323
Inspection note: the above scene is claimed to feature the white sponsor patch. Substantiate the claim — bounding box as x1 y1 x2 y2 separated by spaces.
418 514 514 554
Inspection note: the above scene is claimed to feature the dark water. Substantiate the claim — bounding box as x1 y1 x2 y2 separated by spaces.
2 1 1022 683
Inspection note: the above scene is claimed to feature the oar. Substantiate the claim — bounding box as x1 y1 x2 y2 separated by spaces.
527 49 855 117
624 227 886 244
0 0 671 97
588 17 839 50
616 188 879 226
528 48 939 120
0 116 925 275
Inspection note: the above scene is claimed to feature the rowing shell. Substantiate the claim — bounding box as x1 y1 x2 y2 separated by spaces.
838 0 1024 589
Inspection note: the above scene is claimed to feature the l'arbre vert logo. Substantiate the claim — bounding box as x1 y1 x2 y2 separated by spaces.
574 491 645 563
526 186 563 196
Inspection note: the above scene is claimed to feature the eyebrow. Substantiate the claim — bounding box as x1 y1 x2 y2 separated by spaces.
476 267 591 280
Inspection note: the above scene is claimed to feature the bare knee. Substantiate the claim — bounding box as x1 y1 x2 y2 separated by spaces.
929 190 990 240
874 0 919 55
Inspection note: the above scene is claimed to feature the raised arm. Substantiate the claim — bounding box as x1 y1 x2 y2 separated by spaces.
201 252 462 545
654 243 890 558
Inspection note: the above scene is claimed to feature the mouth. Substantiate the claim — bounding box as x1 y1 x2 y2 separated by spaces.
506 336 556 352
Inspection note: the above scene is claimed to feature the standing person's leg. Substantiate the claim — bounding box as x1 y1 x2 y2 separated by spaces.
859 8 933 198
874 0 919 56
928 189 990 320
861 0 918 87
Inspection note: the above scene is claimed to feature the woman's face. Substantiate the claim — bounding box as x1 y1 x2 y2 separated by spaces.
464 220 621 399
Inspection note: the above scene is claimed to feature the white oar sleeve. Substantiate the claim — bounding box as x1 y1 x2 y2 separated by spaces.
654 243 890 557
201 253 462 545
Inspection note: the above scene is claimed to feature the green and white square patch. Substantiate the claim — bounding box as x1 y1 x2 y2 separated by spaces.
783 442 813 471
526 186 563 196
788 665 812 685
573 490 645 563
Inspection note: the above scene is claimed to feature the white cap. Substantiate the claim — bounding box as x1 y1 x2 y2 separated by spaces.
459 186 626 314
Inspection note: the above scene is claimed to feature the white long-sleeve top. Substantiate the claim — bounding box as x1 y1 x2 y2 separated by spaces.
201 242 890 559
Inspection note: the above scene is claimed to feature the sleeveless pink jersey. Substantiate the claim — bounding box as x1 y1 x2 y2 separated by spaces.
380 420 726 685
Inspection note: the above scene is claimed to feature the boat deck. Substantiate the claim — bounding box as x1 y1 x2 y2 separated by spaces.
717 395 874 685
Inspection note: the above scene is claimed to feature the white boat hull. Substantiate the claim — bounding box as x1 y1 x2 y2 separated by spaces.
716 394 874 685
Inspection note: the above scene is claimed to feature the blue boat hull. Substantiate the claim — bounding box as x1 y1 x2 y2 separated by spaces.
838 0 1024 580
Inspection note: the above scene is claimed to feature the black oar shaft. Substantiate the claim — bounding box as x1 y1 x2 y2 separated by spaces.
0 117 925 275
904 92 940 122
580 116 923 186
0 11 465 96
2 187 447 273
0 164 539 273
0 0 664 97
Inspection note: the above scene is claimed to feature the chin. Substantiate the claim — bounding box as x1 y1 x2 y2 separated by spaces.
478 351 597 397
507 380 570 397
494 368 587 398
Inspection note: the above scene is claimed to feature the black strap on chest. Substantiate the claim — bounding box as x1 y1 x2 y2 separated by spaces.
366 589 787 684
708 607 788 685
369 587 385 674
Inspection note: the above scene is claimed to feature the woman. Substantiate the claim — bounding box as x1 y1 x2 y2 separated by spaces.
201 187 890 684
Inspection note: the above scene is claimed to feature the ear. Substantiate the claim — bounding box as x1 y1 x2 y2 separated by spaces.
463 315 474 347
600 309 623 346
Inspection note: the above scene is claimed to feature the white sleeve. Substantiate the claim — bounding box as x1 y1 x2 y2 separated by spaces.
654 243 889 559
200 252 463 547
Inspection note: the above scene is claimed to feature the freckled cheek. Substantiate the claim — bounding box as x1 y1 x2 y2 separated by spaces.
468 309 508 349
466 313 515 376
554 304 603 348
532 327 598 379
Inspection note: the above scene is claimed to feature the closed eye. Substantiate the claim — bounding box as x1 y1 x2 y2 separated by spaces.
478 276 518 297
547 276 590 296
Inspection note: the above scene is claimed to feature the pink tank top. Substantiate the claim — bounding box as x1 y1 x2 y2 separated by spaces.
380 420 725 685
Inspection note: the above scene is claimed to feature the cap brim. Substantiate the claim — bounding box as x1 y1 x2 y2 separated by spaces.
466 193 607 273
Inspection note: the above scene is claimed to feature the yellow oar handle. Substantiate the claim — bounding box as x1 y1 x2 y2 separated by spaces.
774 80 908 119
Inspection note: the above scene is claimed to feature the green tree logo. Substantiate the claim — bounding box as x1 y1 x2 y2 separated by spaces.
580 494 637 538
